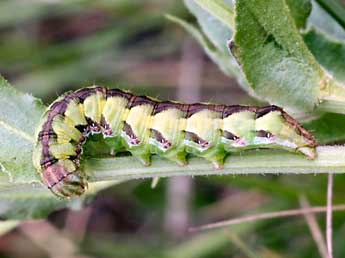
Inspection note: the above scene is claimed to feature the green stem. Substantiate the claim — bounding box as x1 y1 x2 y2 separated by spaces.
315 0 345 30
84 146 345 182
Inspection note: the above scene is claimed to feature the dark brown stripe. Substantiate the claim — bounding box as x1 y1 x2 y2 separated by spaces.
129 95 156 108
106 88 133 101
223 105 257 118
281 111 316 145
42 165 70 188
38 129 57 141
72 86 106 103
256 105 282 118
153 101 185 115
40 157 58 168
186 103 224 118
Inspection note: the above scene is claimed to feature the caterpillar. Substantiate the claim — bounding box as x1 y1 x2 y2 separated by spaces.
33 86 317 198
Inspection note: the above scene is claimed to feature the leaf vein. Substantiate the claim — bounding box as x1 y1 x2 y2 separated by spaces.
0 120 35 143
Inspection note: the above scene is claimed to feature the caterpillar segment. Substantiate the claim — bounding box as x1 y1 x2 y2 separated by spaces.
33 86 317 198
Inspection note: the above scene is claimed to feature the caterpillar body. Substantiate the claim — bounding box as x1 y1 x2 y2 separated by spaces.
33 86 316 198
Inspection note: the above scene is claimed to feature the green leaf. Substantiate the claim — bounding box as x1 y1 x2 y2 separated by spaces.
232 0 324 111
184 0 232 54
303 113 345 144
0 181 122 220
314 0 345 30
285 0 312 29
303 29 345 82
0 184 73 220
167 9 253 95
0 76 45 184
308 1 345 41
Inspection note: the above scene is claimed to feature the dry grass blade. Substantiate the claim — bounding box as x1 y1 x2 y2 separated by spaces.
224 229 262 258
299 196 328 258
189 204 345 232
326 173 334 258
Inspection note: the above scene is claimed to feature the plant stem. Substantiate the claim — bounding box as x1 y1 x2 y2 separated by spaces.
315 0 345 30
84 146 345 182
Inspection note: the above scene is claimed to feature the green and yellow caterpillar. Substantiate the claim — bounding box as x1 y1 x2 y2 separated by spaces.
33 86 317 198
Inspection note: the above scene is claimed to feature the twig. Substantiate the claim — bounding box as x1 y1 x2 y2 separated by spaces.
189 204 345 232
84 146 345 183
326 174 334 258
224 229 262 258
299 196 328 258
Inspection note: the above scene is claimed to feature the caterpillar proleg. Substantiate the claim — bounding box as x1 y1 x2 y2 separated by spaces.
33 86 317 198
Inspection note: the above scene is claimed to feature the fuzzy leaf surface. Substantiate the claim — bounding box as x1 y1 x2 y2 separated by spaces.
304 29 345 82
0 77 44 184
232 0 324 111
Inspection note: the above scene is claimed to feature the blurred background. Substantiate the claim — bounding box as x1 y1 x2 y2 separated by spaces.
0 1 345 258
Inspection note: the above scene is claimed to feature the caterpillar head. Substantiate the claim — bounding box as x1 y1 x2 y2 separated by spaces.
42 164 88 198
254 108 317 159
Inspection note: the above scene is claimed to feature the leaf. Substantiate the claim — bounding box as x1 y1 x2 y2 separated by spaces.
232 0 324 111
0 184 73 220
167 8 253 95
0 76 45 184
0 181 121 220
303 29 345 82
313 0 345 31
166 14 239 79
184 0 233 54
308 0 345 41
303 113 345 144
285 0 312 29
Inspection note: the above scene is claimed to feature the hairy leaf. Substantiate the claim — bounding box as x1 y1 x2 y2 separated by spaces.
285 0 312 29
308 0 345 41
0 76 44 184
166 15 239 79
171 1 254 94
304 29 345 82
184 0 232 55
303 113 345 144
232 0 324 111
0 181 120 220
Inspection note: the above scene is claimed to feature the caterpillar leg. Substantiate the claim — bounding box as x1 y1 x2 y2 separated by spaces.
135 152 151 166
187 145 226 169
